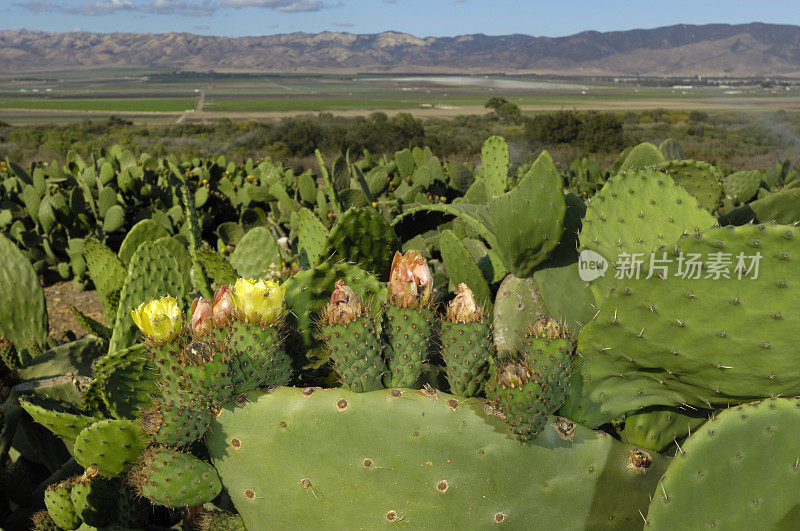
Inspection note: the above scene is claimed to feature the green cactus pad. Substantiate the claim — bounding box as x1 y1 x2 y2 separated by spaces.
489 151 566 278
196 509 247 530
69 305 111 340
44 479 81 530
750 188 800 224
129 446 222 507
0 233 48 350
19 396 98 443
109 240 185 353
195 246 238 288
207 387 667 529
325 207 400 279
321 315 385 392
616 142 666 173
562 224 800 427
382 305 435 388
30 510 60 531
621 406 708 452
440 320 492 397
69 474 116 527
227 320 291 394
646 398 800 528
117 218 169 266
478 135 509 197
492 275 550 352
580 168 716 267
229 226 282 280
723 169 763 203
438 230 493 313
297 207 329 268
73 419 147 477
83 237 127 326
116 482 151 528
657 159 723 213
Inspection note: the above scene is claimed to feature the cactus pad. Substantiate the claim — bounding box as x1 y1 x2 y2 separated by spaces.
73 419 147 477
129 446 222 507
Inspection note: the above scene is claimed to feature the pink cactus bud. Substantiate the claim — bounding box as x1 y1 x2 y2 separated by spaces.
446 283 482 324
212 284 235 324
321 280 363 326
190 297 214 336
388 250 433 308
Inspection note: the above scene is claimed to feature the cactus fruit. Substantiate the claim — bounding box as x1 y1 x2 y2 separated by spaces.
382 251 436 388
207 387 668 529
140 397 213 446
646 398 800 528
128 446 222 507
44 479 81 530
319 280 385 392
562 224 800 427
522 318 574 412
440 284 492 397
486 357 550 441
0 336 20 371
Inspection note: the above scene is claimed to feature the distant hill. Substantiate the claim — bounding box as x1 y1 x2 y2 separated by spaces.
1 23 799 76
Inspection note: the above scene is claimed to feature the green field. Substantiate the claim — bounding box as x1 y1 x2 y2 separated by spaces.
0 69 798 124
0 97 196 112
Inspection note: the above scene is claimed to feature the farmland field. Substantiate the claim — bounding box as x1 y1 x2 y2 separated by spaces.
1 69 799 124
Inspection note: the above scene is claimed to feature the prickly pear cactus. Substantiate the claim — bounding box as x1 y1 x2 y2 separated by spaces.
562 224 800 427
128 446 222 507
0 233 48 350
207 387 668 529
319 280 386 392
646 398 800 528
440 284 492 397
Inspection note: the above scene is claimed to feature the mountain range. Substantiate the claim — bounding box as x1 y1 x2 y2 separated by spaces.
1 23 799 76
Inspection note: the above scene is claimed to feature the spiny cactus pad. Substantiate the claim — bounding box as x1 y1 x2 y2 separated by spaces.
621 406 709 452
562 224 800 427
129 446 222 507
73 419 147 477
207 387 667 529
44 480 81 530
646 398 800 528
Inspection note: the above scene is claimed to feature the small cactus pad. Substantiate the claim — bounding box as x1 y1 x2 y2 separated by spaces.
129 446 222 507
73 419 147 477
44 479 81 530
207 387 667 529
646 398 800 528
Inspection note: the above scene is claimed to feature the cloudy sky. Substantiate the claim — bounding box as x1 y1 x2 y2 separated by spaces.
2 0 799 37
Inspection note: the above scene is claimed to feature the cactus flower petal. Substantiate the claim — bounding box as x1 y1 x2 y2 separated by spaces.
446 283 482 324
190 297 214 336
322 280 363 326
130 295 183 342
388 250 433 308
212 284 235 324
231 278 285 325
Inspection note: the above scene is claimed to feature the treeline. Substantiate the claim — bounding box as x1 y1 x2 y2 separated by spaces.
0 104 797 169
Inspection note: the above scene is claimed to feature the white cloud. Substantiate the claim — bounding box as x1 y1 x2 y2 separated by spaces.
17 0 338 16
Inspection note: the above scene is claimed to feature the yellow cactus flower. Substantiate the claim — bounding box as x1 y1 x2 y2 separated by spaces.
231 278 285 325
130 296 183 341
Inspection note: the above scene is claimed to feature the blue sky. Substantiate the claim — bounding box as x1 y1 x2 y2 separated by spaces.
2 0 799 37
